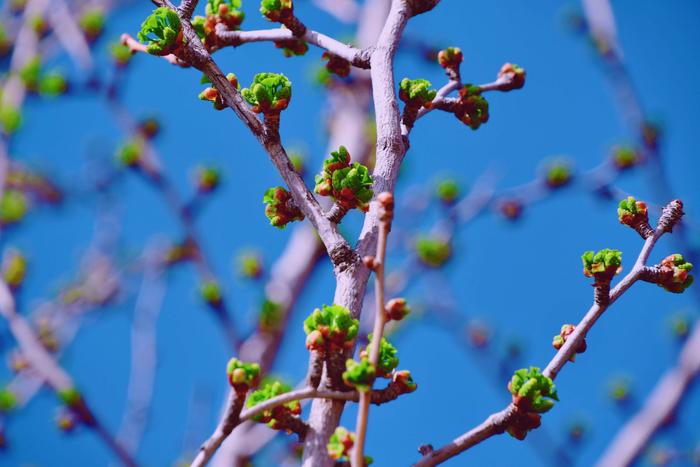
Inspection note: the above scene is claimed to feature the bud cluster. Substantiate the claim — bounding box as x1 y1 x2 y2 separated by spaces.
415 236 451 268
617 196 653 239
453 85 489 130
193 0 245 50
506 367 558 439
226 358 260 394
199 73 240 110
263 186 305 228
314 146 374 212
246 379 304 434
138 7 184 56
551 324 587 362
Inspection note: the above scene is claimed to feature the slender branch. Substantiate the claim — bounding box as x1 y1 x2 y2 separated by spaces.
353 193 393 466
595 318 700 467
214 27 371 69
414 200 681 466
191 390 245 467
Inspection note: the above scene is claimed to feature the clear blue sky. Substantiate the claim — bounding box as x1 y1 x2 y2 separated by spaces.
2 1 699 466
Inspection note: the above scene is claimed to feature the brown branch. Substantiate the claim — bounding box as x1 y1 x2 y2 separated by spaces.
414 200 683 466
595 318 700 466
214 27 371 69
352 193 393 466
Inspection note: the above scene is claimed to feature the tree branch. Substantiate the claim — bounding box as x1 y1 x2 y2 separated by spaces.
414 199 683 466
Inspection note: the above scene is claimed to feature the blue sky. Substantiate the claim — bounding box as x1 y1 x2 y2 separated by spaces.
1 1 699 466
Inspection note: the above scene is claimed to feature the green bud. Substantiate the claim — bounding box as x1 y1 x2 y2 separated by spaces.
2 248 27 288
246 378 301 427
0 104 21 134
263 186 304 228
343 358 375 392
19 56 41 90
0 388 17 412
58 387 82 408
39 71 68 97
0 190 28 225
199 280 222 307
544 160 572 188
399 78 437 106
78 7 105 40
436 178 460 204
303 304 358 347
226 358 260 391
581 249 622 277
237 250 263 279
137 7 182 56
366 334 399 376
611 146 640 170
241 73 292 113
327 426 354 461
508 367 558 413
259 299 283 332
415 236 451 268
437 47 463 69
260 0 293 22
110 42 133 66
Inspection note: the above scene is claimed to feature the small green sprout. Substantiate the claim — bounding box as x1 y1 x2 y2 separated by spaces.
116 138 143 168
0 104 21 134
582 249 622 280
415 236 451 268
39 71 68 97
385 297 410 321
551 324 586 361
260 0 293 23
327 426 354 461
0 191 29 225
437 47 462 69
206 0 245 28
617 196 653 238
0 388 17 412
303 304 359 350
497 63 526 91
199 280 222 308
343 358 375 392
259 299 283 332
392 370 418 393
611 146 640 170
78 8 105 41
657 254 694 294
19 56 41 91
241 73 292 113
137 7 183 56
544 160 572 188
246 379 301 427
454 84 489 130
508 367 558 412
237 250 263 279
399 78 437 108
226 358 260 393
361 334 398 377
110 42 133 67
2 249 27 289
436 178 460 204
199 73 239 110
314 146 373 212
263 186 304 228
194 165 221 193
57 387 83 408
